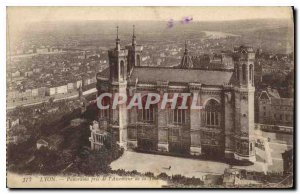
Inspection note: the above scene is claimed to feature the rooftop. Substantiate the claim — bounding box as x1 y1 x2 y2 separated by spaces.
129 66 234 85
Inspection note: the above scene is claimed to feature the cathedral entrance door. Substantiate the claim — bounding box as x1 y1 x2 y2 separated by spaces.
137 126 157 151
168 127 190 154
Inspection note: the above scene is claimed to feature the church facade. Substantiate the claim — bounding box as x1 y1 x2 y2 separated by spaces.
95 26 256 162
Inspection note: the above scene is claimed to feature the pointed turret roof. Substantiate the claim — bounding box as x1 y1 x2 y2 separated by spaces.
116 26 120 50
132 25 136 46
179 41 193 69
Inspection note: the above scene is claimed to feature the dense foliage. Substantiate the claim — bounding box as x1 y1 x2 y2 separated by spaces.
7 102 123 175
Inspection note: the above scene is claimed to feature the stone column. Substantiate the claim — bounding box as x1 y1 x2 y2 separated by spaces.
110 83 127 150
189 84 202 155
127 87 138 149
224 89 235 159
157 81 169 152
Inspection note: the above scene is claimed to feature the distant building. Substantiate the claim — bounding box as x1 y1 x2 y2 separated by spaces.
36 47 49 54
191 51 234 70
11 70 21 78
7 124 30 144
210 52 234 69
24 71 33 77
7 118 20 129
33 68 41 73
36 139 49 149
258 87 293 126
177 42 234 70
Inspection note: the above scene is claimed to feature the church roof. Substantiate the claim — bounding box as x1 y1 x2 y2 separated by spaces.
128 67 234 85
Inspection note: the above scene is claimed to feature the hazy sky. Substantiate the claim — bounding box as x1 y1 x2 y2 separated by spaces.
7 6 293 38
7 6 293 23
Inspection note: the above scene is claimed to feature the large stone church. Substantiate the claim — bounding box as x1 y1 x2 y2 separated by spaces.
95 26 256 162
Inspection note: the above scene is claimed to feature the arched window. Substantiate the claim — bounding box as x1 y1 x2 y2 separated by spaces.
136 55 140 66
235 65 238 79
138 95 156 123
249 64 253 81
249 64 253 85
170 97 186 125
205 99 220 127
120 60 125 80
242 64 247 81
114 64 118 80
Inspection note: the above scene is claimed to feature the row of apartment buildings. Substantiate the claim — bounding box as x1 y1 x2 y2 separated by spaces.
7 76 97 102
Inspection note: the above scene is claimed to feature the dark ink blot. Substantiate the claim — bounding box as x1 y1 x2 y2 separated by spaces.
167 19 174 28
181 16 193 24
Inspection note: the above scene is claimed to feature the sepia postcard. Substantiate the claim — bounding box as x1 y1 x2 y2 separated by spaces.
6 6 294 188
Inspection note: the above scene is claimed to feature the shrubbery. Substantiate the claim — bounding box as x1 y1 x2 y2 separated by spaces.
171 174 203 186
110 169 204 186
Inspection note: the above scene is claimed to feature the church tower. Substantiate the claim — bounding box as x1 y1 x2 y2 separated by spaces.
108 26 128 148
233 45 256 162
126 25 143 73
179 41 193 69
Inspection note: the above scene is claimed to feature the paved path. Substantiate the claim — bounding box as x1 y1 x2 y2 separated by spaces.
110 151 268 179
254 130 293 173
111 151 230 179
111 129 292 177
